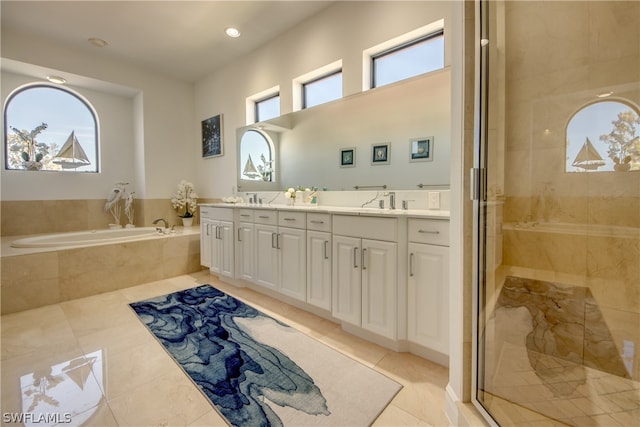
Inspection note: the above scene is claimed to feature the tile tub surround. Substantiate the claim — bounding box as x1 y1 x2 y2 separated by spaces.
0 228 201 314
0 198 220 237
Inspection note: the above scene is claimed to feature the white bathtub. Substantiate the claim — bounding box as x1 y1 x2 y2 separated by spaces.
10 227 162 248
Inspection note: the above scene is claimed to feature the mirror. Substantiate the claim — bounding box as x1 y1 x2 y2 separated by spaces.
237 69 451 191
237 127 280 191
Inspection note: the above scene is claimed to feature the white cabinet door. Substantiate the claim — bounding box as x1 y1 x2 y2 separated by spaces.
218 221 235 278
332 235 361 325
254 224 278 290
307 231 332 310
278 227 306 301
407 242 449 354
362 239 397 340
200 218 215 268
236 222 254 281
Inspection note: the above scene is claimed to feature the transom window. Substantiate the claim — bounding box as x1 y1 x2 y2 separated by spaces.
4 84 99 172
372 31 444 88
303 70 343 109
255 94 280 123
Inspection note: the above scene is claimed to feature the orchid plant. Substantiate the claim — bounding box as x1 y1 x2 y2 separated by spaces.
171 180 198 218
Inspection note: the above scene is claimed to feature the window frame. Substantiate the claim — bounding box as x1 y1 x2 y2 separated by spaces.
3 83 100 173
302 69 343 109
371 30 444 89
254 93 281 123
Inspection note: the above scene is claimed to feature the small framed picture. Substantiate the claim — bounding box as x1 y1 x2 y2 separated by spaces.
202 114 223 158
371 143 390 165
340 147 355 168
409 137 433 162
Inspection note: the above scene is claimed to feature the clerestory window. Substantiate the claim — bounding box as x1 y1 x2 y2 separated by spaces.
255 94 280 123
302 70 343 109
371 31 444 89
4 84 99 172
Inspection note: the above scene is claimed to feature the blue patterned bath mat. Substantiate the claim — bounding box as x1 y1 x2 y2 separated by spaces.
130 284 402 427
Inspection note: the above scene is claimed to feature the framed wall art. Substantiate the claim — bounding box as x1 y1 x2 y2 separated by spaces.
340 147 355 168
409 137 433 162
371 143 390 165
202 114 223 158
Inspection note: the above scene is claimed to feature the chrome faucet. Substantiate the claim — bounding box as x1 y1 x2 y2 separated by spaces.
387 192 396 210
153 218 169 228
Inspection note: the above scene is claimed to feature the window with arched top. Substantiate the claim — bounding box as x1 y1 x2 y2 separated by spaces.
239 129 275 182
566 100 640 172
4 84 99 172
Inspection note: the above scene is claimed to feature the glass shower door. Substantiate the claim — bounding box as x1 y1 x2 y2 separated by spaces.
475 1 640 426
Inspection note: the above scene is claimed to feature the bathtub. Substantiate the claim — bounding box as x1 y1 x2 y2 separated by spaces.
2 226 202 314
10 227 162 248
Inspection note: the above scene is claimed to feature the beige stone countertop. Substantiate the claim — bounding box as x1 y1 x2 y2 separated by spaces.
199 203 450 220
1 226 200 258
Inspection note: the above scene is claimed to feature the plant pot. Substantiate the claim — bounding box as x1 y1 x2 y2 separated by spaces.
182 217 194 227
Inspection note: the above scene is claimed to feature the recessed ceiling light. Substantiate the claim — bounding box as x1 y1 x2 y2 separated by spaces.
225 27 241 38
88 37 108 48
46 75 66 84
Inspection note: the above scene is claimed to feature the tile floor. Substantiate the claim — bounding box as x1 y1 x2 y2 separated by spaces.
1 271 451 426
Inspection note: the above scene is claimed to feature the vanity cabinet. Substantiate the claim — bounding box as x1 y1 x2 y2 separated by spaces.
332 215 398 340
407 218 449 354
253 210 307 302
200 217 214 268
306 212 332 311
254 217 278 290
200 207 235 279
236 209 254 282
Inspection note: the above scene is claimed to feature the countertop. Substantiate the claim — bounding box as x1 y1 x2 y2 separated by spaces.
199 203 450 220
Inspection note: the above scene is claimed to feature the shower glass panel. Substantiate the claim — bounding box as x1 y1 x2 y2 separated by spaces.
475 1 640 426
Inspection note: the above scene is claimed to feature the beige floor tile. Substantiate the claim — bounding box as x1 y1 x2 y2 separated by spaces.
1 304 78 360
60 290 138 337
1 347 106 423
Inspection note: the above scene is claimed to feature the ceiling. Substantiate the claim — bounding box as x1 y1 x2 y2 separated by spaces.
1 1 333 83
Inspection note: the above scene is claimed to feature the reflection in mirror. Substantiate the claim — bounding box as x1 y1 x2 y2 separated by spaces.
237 128 280 192
240 130 274 182
567 100 640 172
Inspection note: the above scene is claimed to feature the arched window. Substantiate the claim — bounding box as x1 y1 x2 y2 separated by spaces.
566 100 640 172
4 84 99 172
239 129 275 182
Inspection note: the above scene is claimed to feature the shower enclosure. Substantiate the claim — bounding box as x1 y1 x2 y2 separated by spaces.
474 1 639 426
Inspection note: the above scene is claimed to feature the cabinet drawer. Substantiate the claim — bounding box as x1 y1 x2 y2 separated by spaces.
254 210 277 225
200 206 233 221
333 215 397 241
237 209 254 222
306 213 331 232
278 211 306 229
408 219 449 246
